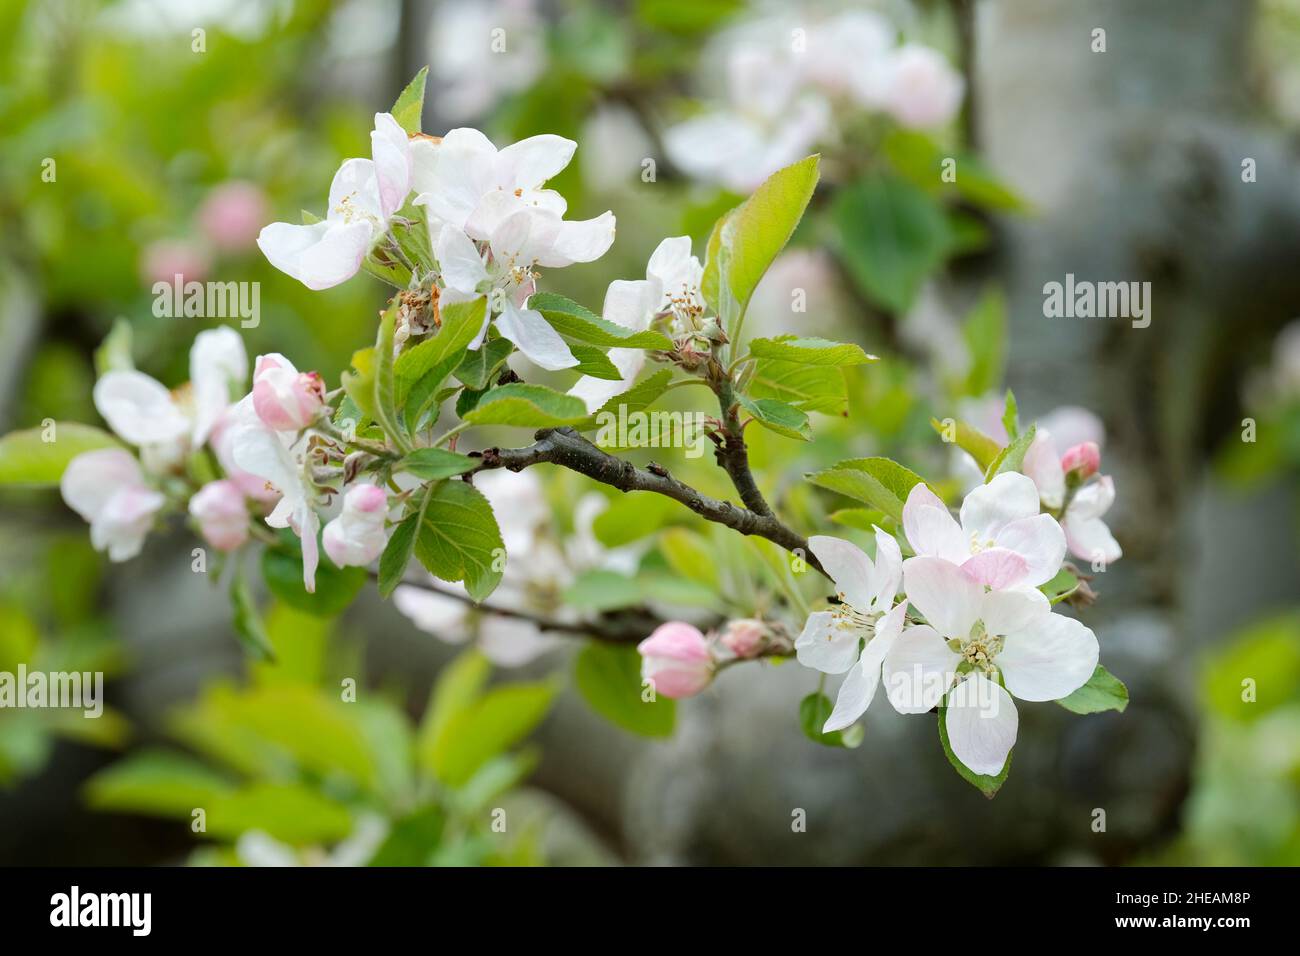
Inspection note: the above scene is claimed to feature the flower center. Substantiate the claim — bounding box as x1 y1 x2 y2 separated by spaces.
830 596 877 639
951 619 1003 676
968 531 997 554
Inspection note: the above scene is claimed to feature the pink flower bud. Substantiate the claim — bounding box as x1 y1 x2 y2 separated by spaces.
720 618 767 659
1060 441 1101 479
140 239 210 286
188 479 249 551
638 622 714 699
198 181 269 253
252 353 325 431
322 483 390 568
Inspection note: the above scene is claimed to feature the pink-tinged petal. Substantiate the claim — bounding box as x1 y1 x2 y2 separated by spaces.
959 547 1028 590
794 610 861 675
902 556 982 640
568 347 645 413
298 504 320 593
883 623 959 713
639 621 713 698
435 225 488 294
190 327 248 447
870 527 903 609
535 212 616 268
257 220 372 290
902 482 967 563
978 587 1050 637
93 485 165 562
495 134 576 189
1021 432 1065 509
370 113 411 220
93 371 190 447
959 471 1041 542
495 299 577 370
1064 514 1122 565
1039 405 1104 452
60 449 144 524
808 535 877 611
993 513 1067 587
1060 441 1101 479
997 612 1099 702
943 674 1017 776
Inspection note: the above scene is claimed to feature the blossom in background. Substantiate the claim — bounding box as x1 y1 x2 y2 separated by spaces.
721 618 768 659
580 105 654 192
426 0 544 121
885 556 1099 775
258 113 411 290
903 474 1066 589
878 44 965 129
795 531 906 731
140 238 210 286
60 449 165 562
322 483 390 567
190 326 249 446
638 621 714 699
198 181 269 253
189 479 251 552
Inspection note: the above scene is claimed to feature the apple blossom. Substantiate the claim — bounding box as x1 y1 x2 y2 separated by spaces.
198 181 269 253
427 0 544 121
1020 427 1121 565
884 556 1099 775
795 531 907 731
721 618 768 659
322 483 390 568
902 473 1066 589
638 621 714 699
140 238 209 286
190 326 248 446
258 113 410 290
880 44 965 129
60 448 164 562
251 353 326 431
189 479 250 551
1060 441 1100 479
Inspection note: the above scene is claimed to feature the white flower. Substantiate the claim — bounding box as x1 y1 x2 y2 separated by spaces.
189 327 249 446
322 483 389 568
228 397 321 592
795 530 906 732
879 44 964 129
1020 424 1122 565
902 473 1066 589
802 11 895 107
426 0 544 121
258 113 411 290
884 556 1099 775
60 448 164 561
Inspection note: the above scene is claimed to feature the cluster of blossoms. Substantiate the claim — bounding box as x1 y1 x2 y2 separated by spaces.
642 468 1115 778
665 9 964 192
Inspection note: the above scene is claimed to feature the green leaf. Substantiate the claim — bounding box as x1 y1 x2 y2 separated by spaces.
930 416 1002 473
828 507 888 532
737 394 811 441
984 423 1036 482
230 562 276 660
709 155 820 339
591 492 679 547
748 357 847 415
0 423 122 486
807 457 931 522
462 382 589 428
578 369 673 432
205 782 354 844
418 650 492 765
377 495 423 599
396 448 477 481
563 569 643 611
569 344 623 380
831 172 952 313
748 335 877 366
939 705 1011 797
261 537 368 617
1057 665 1129 715
390 65 428 134
658 527 720 590
530 292 672 349
340 346 378 423
960 289 1007 397
93 318 134 376
799 693 863 748
881 129 1026 212
84 750 235 819
1002 389 1020 440
574 643 675 737
395 297 487 422
426 681 557 786
410 479 504 601
1040 567 1080 605
453 336 512 390
372 300 408 450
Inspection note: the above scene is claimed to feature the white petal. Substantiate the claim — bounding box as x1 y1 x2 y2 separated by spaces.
190 327 248 446
370 112 411 220
435 225 488 294
568 348 645 413
902 482 967 563
495 299 577 370
958 547 1028 589
229 422 302 504
327 158 384 225
93 371 190 446
536 212 616 268
870 526 902 609
794 610 860 675
979 586 1050 637
1069 474 1116 521
601 278 659 332
495 134 576 189
901 556 982 640
993 513 1067 587
257 220 372 291
479 616 563 667
297 504 320 594
944 674 1017 776
1021 432 1065 509
60 448 142 523
823 654 878 732
1064 513 1122 565
998 612 1100 702
883 623 959 713
487 205 560 266
392 584 471 643
414 129 497 229
960 471 1041 542
808 535 877 611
